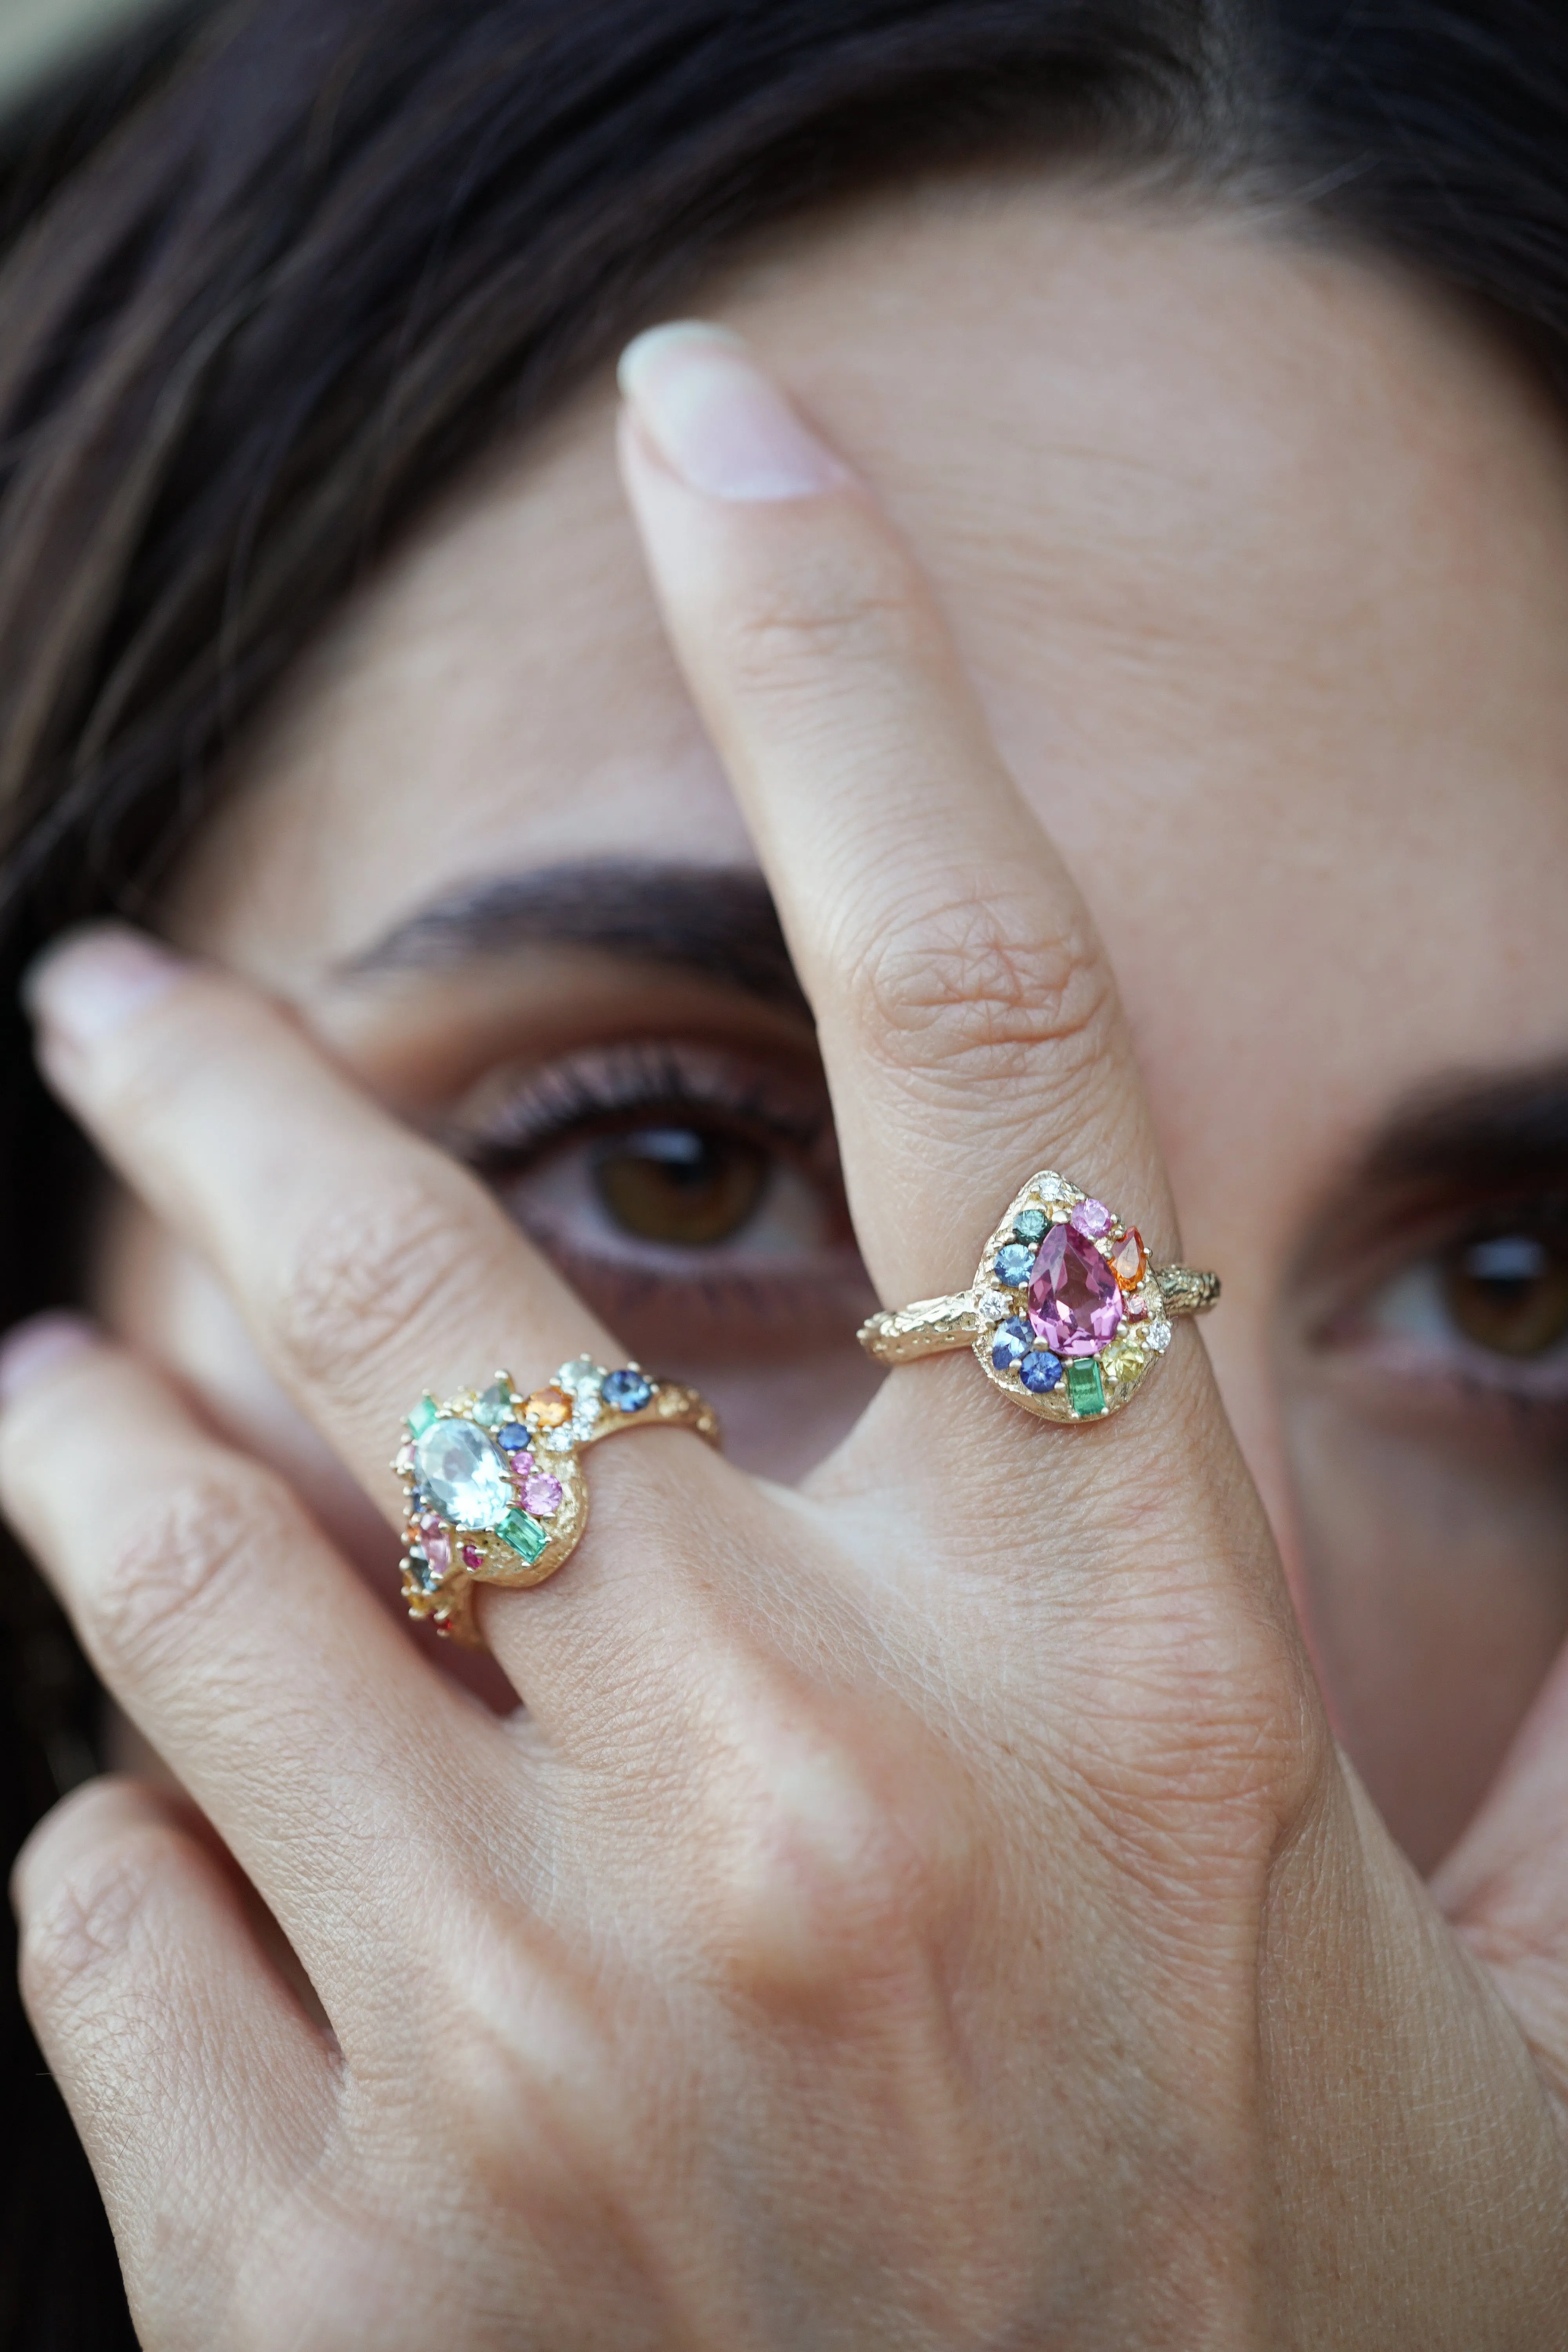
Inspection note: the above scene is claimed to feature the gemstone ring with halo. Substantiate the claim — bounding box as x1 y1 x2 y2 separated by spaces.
856 1171 1219 1423
393 1357 720 1646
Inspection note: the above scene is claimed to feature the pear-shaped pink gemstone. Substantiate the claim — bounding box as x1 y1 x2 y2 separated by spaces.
1028 1222 1124 1357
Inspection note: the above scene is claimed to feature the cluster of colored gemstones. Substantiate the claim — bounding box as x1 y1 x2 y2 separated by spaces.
396 1356 655 1626
974 1176 1171 1420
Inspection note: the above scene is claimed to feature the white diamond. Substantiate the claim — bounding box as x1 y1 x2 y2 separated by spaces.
414 1419 513 1529
1147 1317 1172 1354
976 1289 1011 1322
1038 1174 1071 1201
558 1356 605 1394
572 1390 603 1425
543 1427 575 1453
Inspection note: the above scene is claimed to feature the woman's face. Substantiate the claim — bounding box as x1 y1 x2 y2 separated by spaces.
98 181 1568 1874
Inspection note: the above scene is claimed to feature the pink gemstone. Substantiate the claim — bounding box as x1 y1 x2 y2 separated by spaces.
417 1515 450 1574
1069 1198 1114 1240
508 1449 536 1486
461 1542 484 1570
1028 1223 1125 1356
523 1472 563 1518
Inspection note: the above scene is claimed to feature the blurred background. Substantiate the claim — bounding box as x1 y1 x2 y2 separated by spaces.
0 0 158 103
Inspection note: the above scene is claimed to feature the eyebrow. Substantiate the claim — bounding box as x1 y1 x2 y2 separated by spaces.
343 858 810 1017
1357 1062 1568 1196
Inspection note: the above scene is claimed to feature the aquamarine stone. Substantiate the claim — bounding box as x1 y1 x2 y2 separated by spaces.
474 1381 514 1428
414 1417 512 1529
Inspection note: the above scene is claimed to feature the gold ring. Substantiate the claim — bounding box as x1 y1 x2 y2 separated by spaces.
394 1358 720 1644
858 1170 1218 1423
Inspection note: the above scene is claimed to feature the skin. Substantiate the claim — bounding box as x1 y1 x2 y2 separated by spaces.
7 180 1568 2340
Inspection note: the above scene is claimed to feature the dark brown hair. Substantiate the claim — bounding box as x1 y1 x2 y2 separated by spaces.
4 0 1568 2338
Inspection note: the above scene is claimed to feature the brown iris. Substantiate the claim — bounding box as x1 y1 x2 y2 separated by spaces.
593 1124 768 1247
1442 1231 1568 1359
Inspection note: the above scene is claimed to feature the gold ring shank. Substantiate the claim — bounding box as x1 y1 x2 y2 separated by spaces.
857 1264 1220 1367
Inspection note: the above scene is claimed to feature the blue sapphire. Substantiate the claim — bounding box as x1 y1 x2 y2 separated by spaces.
1012 1207 1049 1245
496 1422 532 1452
994 1243 1034 1286
1019 1350 1063 1394
603 1368 652 1413
991 1316 1033 1372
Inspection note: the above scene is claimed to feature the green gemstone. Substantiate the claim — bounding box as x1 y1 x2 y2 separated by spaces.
474 1381 513 1428
1066 1358 1106 1417
1012 1207 1049 1245
498 1509 548 1564
408 1394 439 1438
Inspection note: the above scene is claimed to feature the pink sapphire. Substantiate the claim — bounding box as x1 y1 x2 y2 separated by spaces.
1028 1223 1124 1356
523 1472 563 1518
508 1449 536 1486
417 1515 450 1574
1069 1198 1114 1240
461 1542 484 1570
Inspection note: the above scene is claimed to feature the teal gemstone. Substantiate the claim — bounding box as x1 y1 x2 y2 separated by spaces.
474 1381 513 1428
499 1509 548 1564
1012 1207 1049 1245
408 1394 439 1439
1065 1358 1106 1417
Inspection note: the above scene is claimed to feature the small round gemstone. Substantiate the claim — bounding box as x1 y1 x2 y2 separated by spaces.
497 1421 532 1452
461 1542 485 1570
976 1288 1011 1321
414 1419 514 1529
1147 1316 1173 1354
603 1368 652 1413
991 1316 1033 1372
559 1356 605 1394
526 1386 573 1429
1012 1207 1049 1245
1019 1350 1063 1393
994 1243 1034 1286
506 1449 536 1486
473 1380 514 1428
408 1549 440 1595
523 1472 563 1517
1111 1228 1147 1290
1069 1198 1114 1241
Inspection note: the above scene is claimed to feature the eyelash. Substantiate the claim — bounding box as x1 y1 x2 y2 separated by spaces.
456 1040 833 1171
447 1038 866 1335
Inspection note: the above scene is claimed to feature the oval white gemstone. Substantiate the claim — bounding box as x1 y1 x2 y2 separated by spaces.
415 1419 513 1529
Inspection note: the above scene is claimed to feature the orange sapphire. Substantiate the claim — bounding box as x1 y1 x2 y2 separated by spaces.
1111 1228 1147 1291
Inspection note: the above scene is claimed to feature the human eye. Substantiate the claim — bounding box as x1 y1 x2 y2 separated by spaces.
1325 1196 1568 1416
445 1038 875 1357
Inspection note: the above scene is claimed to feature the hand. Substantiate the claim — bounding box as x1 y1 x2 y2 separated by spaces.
8 325 1568 2350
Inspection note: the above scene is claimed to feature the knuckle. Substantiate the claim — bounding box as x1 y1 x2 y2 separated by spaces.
89 1469 282 1681
266 1169 483 1398
715 532 930 706
843 887 1115 1095
692 1683 966 2014
20 1827 176 2021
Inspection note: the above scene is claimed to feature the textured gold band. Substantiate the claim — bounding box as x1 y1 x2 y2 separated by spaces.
857 1263 1220 1367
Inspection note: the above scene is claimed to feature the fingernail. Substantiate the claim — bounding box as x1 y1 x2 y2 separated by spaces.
23 925 185 1050
0 1313 96 1409
617 322 849 502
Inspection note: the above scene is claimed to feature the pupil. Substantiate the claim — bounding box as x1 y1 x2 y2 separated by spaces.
593 1124 768 1247
1443 1230 1568 1359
